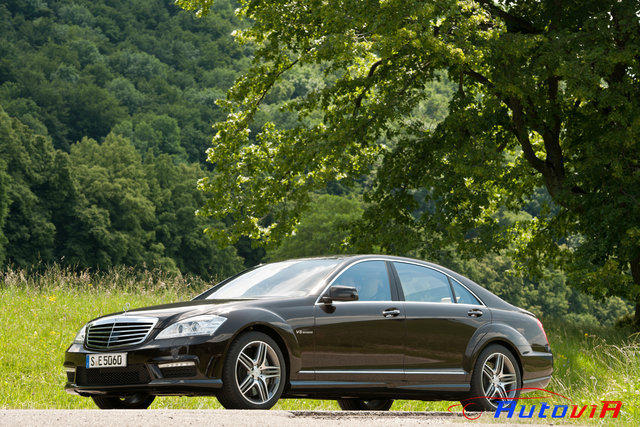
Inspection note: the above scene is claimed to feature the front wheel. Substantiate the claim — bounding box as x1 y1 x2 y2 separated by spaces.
91 394 155 409
217 331 286 409
337 398 394 411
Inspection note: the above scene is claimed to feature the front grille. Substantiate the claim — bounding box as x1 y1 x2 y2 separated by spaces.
160 366 197 378
75 365 150 386
86 316 157 349
66 371 75 382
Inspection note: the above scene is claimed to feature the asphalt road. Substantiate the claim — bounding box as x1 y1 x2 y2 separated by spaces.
0 410 505 426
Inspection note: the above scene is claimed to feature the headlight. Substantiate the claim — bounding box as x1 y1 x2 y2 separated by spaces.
155 315 226 339
73 325 86 344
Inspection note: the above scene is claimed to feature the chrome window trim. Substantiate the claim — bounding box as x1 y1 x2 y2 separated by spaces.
314 257 486 306
400 301 486 308
298 369 466 375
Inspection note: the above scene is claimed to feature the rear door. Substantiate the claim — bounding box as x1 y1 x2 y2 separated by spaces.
313 260 406 385
391 261 489 386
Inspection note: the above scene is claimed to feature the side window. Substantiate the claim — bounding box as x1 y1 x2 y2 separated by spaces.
394 262 453 303
332 261 392 301
450 280 482 305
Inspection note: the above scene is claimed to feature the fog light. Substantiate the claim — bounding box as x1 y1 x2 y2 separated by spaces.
157 361 196 369
64 366 76 383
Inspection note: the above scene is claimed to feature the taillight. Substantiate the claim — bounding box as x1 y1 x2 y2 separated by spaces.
535 317 548 344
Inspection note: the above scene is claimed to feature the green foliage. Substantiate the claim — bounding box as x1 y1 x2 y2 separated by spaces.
0 160 8 263
0 0 345 274
66 135 160 268
0 107 242 278
184 0 640 319
0 0 248 162
144 154 243 279
64 133 243 278
1 0 636 327
446 251 632 327
268 194 364 261
0 106 64 265
0 0 266 276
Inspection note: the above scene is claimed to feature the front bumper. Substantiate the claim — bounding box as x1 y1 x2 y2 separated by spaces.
64 335 230 397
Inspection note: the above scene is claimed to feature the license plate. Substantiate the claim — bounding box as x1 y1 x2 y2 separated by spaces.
86 353 127 369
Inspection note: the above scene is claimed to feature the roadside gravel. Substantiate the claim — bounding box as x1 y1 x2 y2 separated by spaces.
0 410 503 426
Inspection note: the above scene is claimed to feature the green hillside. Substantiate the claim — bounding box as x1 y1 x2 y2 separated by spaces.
0 0 263 276
1 0 246 160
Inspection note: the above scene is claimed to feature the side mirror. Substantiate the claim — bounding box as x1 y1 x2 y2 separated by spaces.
321 285 358 304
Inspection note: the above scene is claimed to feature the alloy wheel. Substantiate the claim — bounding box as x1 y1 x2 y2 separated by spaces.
481 352 518 407
234 340 282 404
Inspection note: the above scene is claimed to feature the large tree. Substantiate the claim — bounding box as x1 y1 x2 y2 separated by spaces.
179 0 640 323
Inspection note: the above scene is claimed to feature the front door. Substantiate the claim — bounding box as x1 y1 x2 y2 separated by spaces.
313 260 405 385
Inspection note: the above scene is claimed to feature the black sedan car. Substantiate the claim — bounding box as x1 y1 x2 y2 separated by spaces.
64 255 553 411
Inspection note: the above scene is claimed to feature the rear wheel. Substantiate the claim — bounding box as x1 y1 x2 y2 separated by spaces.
461 344 521 412
337 398 394 411
217 331 286 409
91 394 154 409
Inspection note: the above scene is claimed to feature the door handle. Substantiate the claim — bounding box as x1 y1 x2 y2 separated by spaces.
467 308 483 317
382 308 401 318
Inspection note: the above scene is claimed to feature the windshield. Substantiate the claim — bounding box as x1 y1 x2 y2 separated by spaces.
203 259 341 299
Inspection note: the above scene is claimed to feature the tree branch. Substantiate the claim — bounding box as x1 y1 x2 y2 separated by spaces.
352 59 384 117
507 97 547 174
475 0 541 34
464 67 586 205
542 75 564 178
464 68 547 171
464 68 495 90
257 59 299 105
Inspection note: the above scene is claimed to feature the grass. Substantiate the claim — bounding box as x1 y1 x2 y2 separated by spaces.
1 266 638 423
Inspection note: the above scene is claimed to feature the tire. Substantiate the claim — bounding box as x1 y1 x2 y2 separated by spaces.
461 344 521 412
337 398 394 411
217 331 286 409
91 394 155 409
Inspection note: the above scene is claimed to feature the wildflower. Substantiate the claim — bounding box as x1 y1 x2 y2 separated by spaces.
48 296 56 302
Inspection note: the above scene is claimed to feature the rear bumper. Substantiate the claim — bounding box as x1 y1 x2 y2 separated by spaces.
64 336 229 396
520 350 553 391
522 375 552 391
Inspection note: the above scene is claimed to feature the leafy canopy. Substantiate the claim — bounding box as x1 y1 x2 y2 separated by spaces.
179 0 640 308
268 194 364 261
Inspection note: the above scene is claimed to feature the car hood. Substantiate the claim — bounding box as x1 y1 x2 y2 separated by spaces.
92 299 254 328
